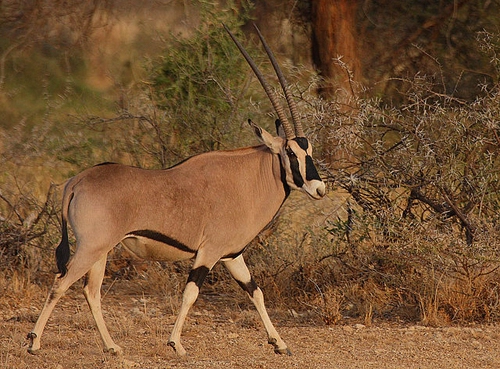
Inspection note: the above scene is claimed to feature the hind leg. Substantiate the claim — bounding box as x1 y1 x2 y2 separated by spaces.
83 255 122 355
28 248 106 354
223 255 291 355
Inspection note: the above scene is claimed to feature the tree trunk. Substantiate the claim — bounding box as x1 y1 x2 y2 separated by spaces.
311 0 360 99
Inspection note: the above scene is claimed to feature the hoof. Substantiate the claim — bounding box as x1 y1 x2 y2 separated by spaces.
268 337 291 356
27 347 40 356
274 347 292 356
26 332 39 355
105 346 123 356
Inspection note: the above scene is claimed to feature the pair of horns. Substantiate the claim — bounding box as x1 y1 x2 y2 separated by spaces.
223 24 305 139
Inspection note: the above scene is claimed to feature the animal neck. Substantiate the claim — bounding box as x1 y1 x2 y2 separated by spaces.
257 145 290 201
245 145 289 211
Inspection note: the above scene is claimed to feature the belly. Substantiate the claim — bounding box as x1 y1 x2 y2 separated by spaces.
120 230 196 261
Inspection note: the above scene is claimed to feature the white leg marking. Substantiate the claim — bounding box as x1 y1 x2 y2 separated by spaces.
168 281 200 357
224 255 291 355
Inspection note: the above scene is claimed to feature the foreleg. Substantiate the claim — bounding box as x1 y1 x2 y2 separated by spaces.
167 264 210 357
223 255 291 355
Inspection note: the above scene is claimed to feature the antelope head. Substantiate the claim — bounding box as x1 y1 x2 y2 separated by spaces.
224 24 326 200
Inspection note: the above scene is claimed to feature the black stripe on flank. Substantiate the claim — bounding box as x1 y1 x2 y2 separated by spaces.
127 230 196 254
222 247 247 260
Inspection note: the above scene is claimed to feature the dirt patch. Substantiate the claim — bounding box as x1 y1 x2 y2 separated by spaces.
1 286 500 369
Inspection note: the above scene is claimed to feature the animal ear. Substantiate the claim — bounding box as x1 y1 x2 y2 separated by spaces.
248 119 283 154
275 119 286 138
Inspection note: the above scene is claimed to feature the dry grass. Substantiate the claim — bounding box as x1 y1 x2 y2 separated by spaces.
2 287 500 369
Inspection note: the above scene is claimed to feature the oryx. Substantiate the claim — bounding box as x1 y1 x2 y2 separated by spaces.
27 24 326 358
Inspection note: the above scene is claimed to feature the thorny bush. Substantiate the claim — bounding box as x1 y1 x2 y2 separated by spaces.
0 185 59 281
306 76 500 325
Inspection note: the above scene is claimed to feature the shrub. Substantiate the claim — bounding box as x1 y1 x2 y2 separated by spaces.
295 63 500 324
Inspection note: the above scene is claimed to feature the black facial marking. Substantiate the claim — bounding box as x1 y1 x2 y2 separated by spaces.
278 155 291 197
288 150 305 188
187 266 210 289
293 137 309 150
236 277 259 296
127 230 195 254
305 155 321 181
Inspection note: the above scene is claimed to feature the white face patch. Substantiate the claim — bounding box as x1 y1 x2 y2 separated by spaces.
249 120 326 199
282 139 325 199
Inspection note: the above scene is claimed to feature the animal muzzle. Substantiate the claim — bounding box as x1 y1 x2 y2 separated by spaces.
304 180 326 200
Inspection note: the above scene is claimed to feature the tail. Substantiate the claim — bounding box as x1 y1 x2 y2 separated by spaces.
55 182 75 278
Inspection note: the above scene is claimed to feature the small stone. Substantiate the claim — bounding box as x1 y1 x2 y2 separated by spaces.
343 325 354 333
471 340 483 350
122 358 140 368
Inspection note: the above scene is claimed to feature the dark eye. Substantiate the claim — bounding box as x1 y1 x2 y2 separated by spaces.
286 148 296 158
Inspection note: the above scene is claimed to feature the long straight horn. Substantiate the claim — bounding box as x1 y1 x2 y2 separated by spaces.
223 24 295 139
253 24 305 138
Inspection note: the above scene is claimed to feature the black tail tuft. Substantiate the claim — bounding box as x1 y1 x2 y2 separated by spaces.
55 219 70 278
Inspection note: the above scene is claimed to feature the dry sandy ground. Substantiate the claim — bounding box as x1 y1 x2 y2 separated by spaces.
1 288 500 369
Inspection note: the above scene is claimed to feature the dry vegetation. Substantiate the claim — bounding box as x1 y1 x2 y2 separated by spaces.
2 1 500 367
3 287 500 368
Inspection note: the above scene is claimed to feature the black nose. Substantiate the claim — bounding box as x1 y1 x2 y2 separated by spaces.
316 186 326 198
